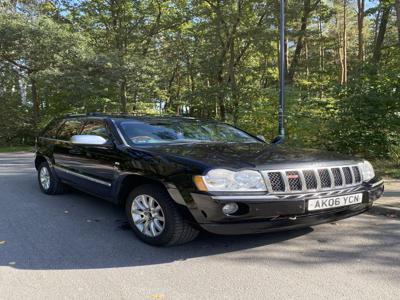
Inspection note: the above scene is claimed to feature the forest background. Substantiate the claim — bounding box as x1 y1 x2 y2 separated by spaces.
1 0 399 176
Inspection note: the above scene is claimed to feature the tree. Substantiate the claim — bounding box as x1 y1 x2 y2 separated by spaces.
372 2 392 67
0 14 86 127
357 0 365 61
395 0 400 45
0 0 399 161
342 0 348 84
287 0 321 83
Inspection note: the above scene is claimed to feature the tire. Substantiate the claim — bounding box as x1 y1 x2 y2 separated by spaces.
125 184 199 246
37 162 66 195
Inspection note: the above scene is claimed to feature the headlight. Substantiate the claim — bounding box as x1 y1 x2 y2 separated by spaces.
194 169 267 192
358 160 375 181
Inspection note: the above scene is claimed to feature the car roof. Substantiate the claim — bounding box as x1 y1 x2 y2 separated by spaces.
63 113 216 123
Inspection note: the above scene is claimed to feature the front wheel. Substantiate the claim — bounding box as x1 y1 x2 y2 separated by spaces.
125 184 199 246
37 162 66 195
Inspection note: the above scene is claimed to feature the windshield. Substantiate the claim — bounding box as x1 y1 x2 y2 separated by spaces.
117 119 260 145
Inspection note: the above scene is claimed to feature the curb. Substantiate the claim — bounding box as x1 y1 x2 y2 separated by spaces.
369 204 400 218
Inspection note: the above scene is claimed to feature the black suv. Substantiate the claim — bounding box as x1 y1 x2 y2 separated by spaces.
35 113 384 246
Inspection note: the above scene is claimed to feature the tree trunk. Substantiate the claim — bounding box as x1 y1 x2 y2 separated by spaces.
211 0 228 121
229 36 239 125
305 38 309 78
342 0 348 84
31 77 39 127
373 10 382 46
357 0 365 61
110 0 129 113
287 0 311 83
340 0 347 85
335 14 345 83
372 5 391 67
395 0 400 45
318 6 324 99
217 69 226 121
164 61 179 111
119 77 127 113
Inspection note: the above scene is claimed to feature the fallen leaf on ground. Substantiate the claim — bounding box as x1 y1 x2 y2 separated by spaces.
149 293 165 299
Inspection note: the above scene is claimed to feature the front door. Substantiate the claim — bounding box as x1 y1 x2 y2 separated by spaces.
53 118 85 184
68 119 119 199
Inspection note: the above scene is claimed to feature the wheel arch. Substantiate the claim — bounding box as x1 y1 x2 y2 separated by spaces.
115 174 186 207
34 154 48 170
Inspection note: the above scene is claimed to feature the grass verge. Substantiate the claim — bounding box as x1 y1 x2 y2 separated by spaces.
373 160 400 180
0 145 34 153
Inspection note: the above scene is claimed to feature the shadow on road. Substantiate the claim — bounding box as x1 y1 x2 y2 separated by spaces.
381 191 400 198
0 187 314 270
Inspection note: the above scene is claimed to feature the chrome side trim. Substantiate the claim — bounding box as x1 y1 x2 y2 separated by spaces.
54 165 112 187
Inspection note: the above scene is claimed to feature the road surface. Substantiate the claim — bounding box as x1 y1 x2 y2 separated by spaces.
0 152 399 299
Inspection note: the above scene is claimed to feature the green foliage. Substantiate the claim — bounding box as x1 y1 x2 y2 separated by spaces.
0 0 399 163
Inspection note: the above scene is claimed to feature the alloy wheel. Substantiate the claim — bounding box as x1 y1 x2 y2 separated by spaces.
39 167 51 190
131 194 165 237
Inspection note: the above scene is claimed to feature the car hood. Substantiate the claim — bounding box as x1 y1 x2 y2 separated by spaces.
143 142 361 171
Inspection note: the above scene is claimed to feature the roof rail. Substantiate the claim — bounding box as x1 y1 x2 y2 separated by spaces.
64 112 194 119
64 113 86 117
86 112 109 116
85 112 176 117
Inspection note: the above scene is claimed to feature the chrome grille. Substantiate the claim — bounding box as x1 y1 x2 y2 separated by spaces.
343 167 352 184
331 168 343 186
262 165 362 194
318 169 331 188
352 166 361 182
267 172 285 192
303 170 317 189
286 171 302 191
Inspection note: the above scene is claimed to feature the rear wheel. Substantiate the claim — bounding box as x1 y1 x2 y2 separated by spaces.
125 184 199 246
37 162 66 195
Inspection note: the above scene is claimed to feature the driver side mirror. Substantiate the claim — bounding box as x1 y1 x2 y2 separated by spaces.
70 135 112 147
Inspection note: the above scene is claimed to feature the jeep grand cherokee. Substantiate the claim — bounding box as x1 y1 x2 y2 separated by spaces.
35 113 384 246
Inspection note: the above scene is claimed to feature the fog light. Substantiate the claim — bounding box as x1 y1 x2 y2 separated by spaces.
222 203 239 215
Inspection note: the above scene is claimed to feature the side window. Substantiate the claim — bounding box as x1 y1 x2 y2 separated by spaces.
42 119 63 139
57 119 83 141
81 120 109 140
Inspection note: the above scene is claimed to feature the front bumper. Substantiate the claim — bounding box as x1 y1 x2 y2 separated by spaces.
188 179 384 235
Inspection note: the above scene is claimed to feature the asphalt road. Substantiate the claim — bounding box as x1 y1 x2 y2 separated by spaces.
1 152 399 300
